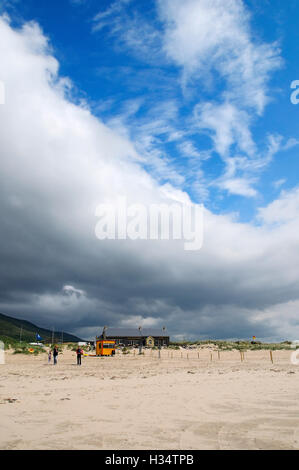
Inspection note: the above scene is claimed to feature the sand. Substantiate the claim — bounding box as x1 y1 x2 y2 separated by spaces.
0 347 299 450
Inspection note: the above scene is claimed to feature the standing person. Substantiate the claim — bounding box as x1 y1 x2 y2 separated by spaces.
53 345 58 365
48 349 52 364
76 346 83 366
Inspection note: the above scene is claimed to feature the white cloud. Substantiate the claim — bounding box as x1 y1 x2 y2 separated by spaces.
92 0 130 33
273 179 286 189
92 0 161 63
92 0 285 199
156 0 283 197
218 178 257 198
62 285 86 298
158 0 281 113
258 187 299 224
194 101 256 158
193 102 286 196
178 141 202 159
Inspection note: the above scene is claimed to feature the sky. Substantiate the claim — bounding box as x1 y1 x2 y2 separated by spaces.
0 0 299 341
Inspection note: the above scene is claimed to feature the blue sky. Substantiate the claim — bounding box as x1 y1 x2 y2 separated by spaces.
1 0 299 341
3 0 299 222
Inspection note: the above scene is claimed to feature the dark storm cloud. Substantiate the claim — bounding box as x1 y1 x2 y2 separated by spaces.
0 16 299 342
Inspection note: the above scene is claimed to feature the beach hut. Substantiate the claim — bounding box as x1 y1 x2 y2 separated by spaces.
98 327 169 347
96 339 116 356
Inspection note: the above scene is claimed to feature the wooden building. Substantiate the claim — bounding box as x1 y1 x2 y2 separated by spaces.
99 327 169 347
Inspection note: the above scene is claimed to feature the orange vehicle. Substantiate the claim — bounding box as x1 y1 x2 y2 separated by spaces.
96 339 116 356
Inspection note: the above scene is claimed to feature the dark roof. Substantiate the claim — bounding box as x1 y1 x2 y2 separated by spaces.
103 327 169 337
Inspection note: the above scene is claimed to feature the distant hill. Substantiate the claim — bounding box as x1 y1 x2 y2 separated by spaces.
0 312 83 343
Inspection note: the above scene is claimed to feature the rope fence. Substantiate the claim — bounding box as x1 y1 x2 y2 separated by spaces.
115 348 278 364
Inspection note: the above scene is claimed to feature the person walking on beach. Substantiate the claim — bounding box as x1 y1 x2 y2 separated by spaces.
76 346 83 365
48 349 52 364
53 345 58 365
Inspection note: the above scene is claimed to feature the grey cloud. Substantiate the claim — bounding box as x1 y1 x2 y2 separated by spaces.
0 16 299 343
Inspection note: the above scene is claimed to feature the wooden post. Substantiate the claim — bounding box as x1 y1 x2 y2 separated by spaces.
240 350 243 362
181 352 183 359
197 352 199 359
210 352 212 362
187 353 189 360
218 351 220 360
158 349 161 359
171 352 173 359
270 350 273 364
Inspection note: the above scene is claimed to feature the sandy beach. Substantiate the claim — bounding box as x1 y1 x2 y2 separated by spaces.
0 347 299 450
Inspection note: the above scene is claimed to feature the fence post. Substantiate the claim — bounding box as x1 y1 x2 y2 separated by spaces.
0 341 4 365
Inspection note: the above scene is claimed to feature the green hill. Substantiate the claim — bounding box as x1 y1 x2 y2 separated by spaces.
0 312 83 343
